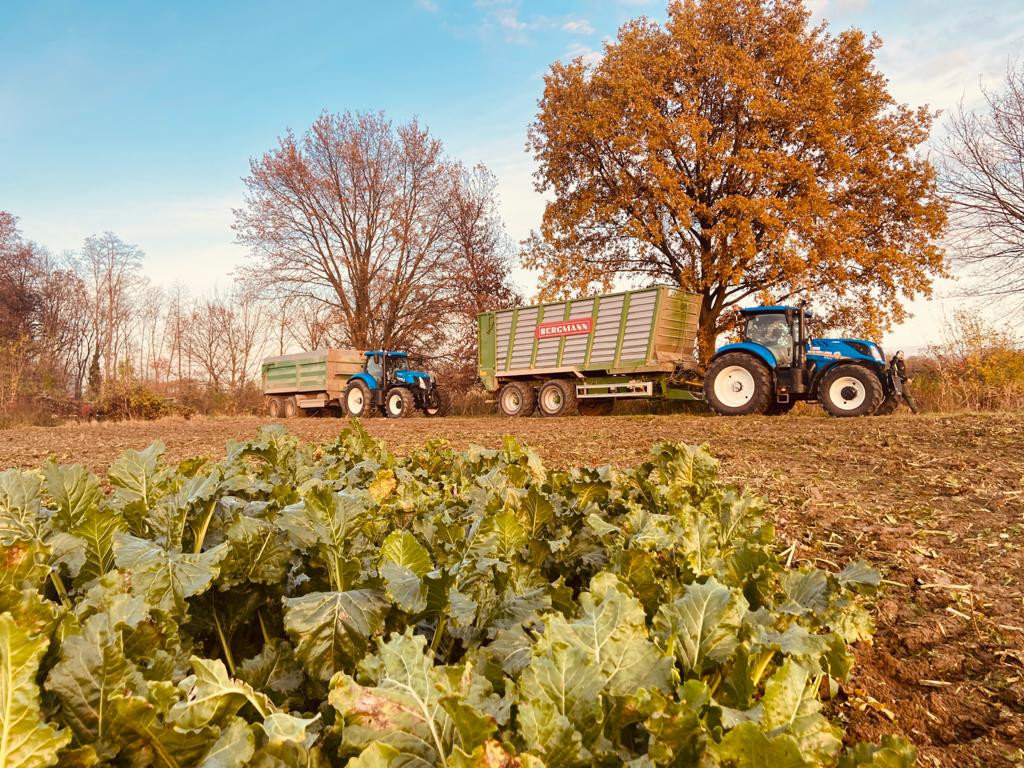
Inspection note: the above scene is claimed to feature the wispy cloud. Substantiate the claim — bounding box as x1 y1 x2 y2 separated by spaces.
564 41 603 67
562 19 595 35
415 0 439 11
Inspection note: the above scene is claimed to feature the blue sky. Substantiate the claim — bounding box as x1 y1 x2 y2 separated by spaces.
2 0 1023 349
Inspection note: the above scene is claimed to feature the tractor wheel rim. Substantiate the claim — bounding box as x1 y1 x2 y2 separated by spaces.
829 376 866 410
388 393 403 415
541 387 563 412
503 390 521 411
713 366 756 408
347 389 363 413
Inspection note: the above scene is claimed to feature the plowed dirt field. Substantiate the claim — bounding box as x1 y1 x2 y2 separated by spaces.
2 412 1022 766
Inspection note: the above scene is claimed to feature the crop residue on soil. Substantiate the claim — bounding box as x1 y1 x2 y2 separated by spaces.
1 412 1022 767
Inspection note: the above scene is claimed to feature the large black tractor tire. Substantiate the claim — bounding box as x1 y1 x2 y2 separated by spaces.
704 353 773 416
498 381 536 417
267 397 284 419
577 398 614 417
819 364 884 417
344 380 375 419
538 379 578 417
873 395 899 416
385 387 416 419
423 389 450 417
764 398 797 416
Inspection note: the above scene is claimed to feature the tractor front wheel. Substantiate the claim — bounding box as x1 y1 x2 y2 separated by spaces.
498 382 535 417
423 389 450 417
704 353 772 416
385 387 416 418
344 381 375 419
819 365 883 417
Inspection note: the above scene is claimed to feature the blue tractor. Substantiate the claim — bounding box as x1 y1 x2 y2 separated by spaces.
703 305 894 417
343 351 449 419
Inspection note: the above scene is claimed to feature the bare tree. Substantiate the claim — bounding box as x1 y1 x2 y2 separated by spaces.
943 63 1024 319
235 111 464 351
79 232 144 382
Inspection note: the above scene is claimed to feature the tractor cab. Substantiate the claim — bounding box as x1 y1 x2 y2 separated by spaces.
739 306 812 367
363 350 427 388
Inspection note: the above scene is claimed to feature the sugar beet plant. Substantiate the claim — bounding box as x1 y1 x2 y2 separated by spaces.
0 424 913 768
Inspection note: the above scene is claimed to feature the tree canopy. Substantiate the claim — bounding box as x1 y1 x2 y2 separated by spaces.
526 0 947 357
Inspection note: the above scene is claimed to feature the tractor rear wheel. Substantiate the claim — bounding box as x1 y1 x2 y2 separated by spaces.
820 365 883 417
267 397 283 418
538 380 578 417
704 353 772 416
577 398 614 417
385 387 416 418
498 382 535 417
344 380 375 419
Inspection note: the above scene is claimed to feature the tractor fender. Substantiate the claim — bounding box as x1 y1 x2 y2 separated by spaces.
349 372 378 391
711 342 777 370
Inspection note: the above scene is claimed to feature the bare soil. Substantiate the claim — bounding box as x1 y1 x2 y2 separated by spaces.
1 412 1022 767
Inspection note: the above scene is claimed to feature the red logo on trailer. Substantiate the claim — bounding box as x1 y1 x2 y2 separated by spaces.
535 318 593 339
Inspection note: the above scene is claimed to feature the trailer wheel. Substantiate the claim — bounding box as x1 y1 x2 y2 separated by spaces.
344 381 374 419
704 353 772 416
819 364 883 417
282 397 298 418
385 387 415 418
267 397 283 418
538 380 578 417
498 382 535 417
577 398 614 417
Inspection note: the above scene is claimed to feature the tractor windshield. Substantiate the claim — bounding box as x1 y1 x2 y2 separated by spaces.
745 314 794 365
387 355 409 371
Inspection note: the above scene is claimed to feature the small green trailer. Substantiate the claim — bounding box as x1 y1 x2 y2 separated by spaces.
261 349 364 417
477 286 703 416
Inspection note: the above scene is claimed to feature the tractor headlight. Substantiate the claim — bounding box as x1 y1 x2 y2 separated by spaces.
871 345 883 362
418 377 427 389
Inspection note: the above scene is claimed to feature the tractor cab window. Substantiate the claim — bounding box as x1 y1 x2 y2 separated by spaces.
745 314 794 365
366 355 384 382
387 355 409 371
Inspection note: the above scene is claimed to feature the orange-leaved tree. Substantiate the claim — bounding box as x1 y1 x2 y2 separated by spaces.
526 0 947 360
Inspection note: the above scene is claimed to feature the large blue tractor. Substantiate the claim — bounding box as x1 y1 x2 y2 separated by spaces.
343 351 449 419
703 305 894 417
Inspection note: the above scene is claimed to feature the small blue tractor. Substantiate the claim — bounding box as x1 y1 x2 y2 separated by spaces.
703 305 894 417
343 351 449 419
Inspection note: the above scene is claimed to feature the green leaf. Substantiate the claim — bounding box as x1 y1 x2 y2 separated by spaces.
654 578 747 673
50 506 125 586
0 469 43 546
838 561 881 589
236 640 304 708
218 517 294 588
545 573 671 696
45 603 148 758
838 735 917 767
780 570 829 616
43 463 102 530
168 657 275 731
379 530 432 577
113 534 227 615
108 694 213 768
108 442 166 513
379 562 428 614
761 660 842 764
712 721 809 768
282 589 387 680
197 717 255 768
0 612 71 768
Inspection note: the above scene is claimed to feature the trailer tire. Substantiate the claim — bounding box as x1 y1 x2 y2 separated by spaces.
577 398 614 417
819 364 883 417
267 397 283 418
498 382 535 417
538 379 578 417
704 353 772 416
282 397 298 419
344 381 375 419
385 387 415 419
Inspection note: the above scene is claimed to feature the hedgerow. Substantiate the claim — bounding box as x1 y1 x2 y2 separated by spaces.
0 424 913 767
